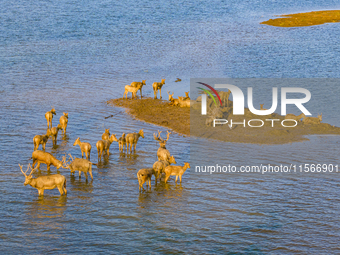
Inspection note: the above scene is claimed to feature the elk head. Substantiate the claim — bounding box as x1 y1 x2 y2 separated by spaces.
63 112 69 118
109 134 118 142
139 129 144 138
153 130 171 148
19 164 36 186
51 107 56 115
169 155 177 164
167 91 174 101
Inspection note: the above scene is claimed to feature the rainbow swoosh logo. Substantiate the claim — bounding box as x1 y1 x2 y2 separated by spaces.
197 82 222 106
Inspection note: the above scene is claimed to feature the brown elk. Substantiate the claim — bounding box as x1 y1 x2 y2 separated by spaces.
50 124 62 145
303 114 322 125
45 108 56 129
137 168 155 192
96 134 118 160
59 112 68 134
178 96 190 107
164 162 190 183
130 80 146 98
20 164 67 196
260 104 267 110
31 150 66 171
64 154 96 180
184 91 190 100
118 133 126 152
102 128 110 140
152 78 166 99
126 129 144 153
167 91 180 106
33 129 51 151
124 84 142 99
153 130 171 161
153 155 177 184
285 113 306 122
73 137 92 160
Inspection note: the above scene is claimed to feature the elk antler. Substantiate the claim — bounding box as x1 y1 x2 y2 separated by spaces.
19 164 28 177
27 164 36 177
153 130 163 142
165 130 172 142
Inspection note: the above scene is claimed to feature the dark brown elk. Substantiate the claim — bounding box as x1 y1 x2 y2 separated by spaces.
19 164 67 196
33 129 51 151
137 168 155 192
126 129 144 153
130 80 146 98
73 137 92 160
64 154 96 180
96 134 118 160
59 112 68 134
50 124 62 145
153 155 177 184
164 162 190 183
31 150 66 171
153 130 171 161
102 128 110 140
152 78 165 99
45 108 56 129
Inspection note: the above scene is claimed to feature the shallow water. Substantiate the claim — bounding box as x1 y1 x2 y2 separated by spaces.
1 0 340 253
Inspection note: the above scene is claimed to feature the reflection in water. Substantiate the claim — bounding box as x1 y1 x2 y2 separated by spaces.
69 174 94 193
26 196 68 221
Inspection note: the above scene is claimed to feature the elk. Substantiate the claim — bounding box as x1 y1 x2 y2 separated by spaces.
64 154 96 180
153 155 177 184
260 104 267 110
50 124 62 145
73 137 92 160
285 113 306 122
130 80 146 98
137 168 155 192
167 91 179 106
19 164 67 196
152 78 166 99
164 162 190 183
31 150 66 171
218 90 231 107
126 129 144 153
102 128 110 140
178 96 190 107
33 129 51 151
303 114 322 125
118 133 126 152
124 84 141 99
45 108 56 129
96 134 118 160
153 130 171 161
184 91 190 100
59 112 68 134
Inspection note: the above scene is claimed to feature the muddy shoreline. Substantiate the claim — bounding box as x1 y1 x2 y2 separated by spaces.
108 97 340 144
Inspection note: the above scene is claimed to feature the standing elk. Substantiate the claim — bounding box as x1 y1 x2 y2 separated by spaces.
96 134 118 160
137 168 155 192
153 155 177 184
164 162 191 183
64 154 96 180
303 114 322 125
118 133 126 152
31 150 66 171
20 164 67 196
152 78 166 99
124 84 142 99
102 128 110 140
45 108 56 129
33 129 51 151
59 112 68 134
50 124 62 146
130 80 146 98
73 137 92 160
153 130 171 161
126 129 144 153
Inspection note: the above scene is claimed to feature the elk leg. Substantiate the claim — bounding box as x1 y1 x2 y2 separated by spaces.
36 162 41 170
43 142 46 150
179 175 182 183
175 176 178 182
88 152 90 160
134 144 136 152
159 88 162 99
81 151 84 158
153 88 157 99
38 189 44 196
47 164 50 171
107 149 110 156
84 172 88 180
79 171 81 178
57 186 63 195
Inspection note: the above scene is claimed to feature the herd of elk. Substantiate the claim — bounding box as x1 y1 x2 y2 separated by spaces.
167 91 190 107
137 130 190 192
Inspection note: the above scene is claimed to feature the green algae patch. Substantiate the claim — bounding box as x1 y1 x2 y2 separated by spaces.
261 10 340 27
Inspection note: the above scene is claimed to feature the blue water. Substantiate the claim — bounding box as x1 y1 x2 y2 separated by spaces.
1 0 340 253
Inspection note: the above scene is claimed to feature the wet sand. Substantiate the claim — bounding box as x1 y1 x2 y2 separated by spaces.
108 97 340 144
261 10 340 27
